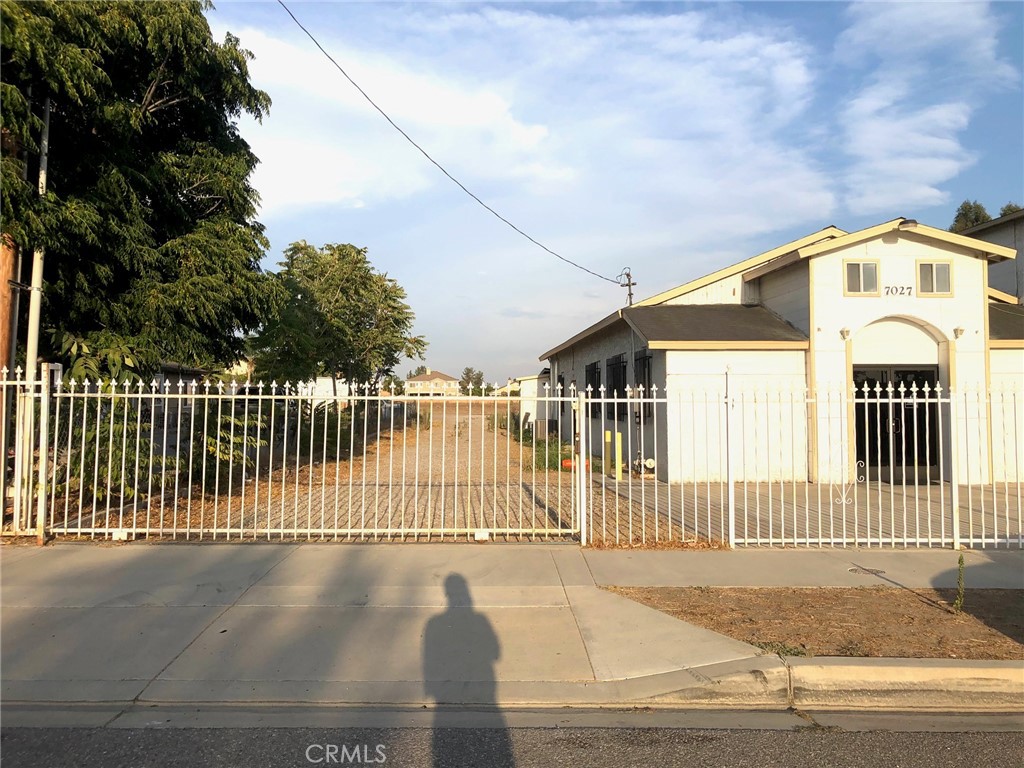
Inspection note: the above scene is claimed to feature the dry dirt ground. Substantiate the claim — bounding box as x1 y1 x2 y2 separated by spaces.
607 586 1023 660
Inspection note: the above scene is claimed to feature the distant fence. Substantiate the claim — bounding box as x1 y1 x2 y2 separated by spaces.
2 367 1020 548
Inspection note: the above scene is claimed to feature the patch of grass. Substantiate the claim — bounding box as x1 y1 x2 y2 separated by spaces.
953 553 966 614
754 640 808 657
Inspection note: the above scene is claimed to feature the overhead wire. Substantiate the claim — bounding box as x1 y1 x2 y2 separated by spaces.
275 0 621 285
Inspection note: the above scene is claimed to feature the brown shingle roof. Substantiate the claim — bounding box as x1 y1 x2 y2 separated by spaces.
407 371 458 382
623 305 807 343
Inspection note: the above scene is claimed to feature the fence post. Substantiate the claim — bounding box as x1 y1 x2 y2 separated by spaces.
949 387 961 550
35 362 50 544
577 390 588 547
725 367 736 548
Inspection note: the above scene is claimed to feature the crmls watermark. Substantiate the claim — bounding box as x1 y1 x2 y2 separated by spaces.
305 744 387 764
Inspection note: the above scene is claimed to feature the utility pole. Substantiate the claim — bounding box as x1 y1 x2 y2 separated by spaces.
619 268 636 306
24 96 50 385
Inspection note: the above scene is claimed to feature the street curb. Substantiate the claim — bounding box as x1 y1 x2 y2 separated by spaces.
4 657 1021 712
647 656 1024 712
785 657 1024 711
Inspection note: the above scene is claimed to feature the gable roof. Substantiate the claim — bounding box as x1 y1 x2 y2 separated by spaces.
624 305 807 346
742 218 1016 283
540 305 807 359
407 370 457 382
634 226 847 307
794 218 1014 261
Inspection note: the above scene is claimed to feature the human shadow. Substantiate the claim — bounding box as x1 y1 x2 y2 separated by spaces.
423 573 515 768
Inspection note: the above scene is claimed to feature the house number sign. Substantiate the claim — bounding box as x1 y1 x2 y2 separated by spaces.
883 286 912 296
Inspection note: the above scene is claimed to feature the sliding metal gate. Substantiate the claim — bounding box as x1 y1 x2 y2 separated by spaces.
3 367 1020 547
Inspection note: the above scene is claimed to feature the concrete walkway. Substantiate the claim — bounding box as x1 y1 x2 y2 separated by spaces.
1 543 1021 721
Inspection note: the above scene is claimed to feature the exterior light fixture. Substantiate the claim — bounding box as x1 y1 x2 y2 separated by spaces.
954 327 965 339
840 328 851 340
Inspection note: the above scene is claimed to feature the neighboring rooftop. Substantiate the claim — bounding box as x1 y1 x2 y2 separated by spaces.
989 303 1024 341
963 207 1024 236
407 368 457 382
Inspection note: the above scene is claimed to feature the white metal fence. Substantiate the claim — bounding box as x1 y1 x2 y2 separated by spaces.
2 367 581 542
576 379 1021 548
2 366 1021 548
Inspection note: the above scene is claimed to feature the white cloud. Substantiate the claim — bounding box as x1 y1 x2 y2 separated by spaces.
206 2 1017 382
836 2 1018 215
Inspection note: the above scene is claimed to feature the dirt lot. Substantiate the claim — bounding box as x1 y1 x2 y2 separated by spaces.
607 586 1023 660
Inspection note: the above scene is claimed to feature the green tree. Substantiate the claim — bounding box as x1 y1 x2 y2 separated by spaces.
1 0 280 378
460 366 486 395
949 200 992 233
252 242 426 390
999 202 1022 217
407 364 428 379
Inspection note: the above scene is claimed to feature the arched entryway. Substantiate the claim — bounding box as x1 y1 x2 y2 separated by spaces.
851 317 949 481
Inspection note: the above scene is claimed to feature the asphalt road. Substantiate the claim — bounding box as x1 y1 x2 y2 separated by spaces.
3 712 1022 768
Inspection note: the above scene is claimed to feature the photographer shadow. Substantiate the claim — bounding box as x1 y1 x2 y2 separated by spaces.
423 573 515 768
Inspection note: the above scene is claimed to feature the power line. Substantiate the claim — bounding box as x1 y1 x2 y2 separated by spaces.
275 0 620 285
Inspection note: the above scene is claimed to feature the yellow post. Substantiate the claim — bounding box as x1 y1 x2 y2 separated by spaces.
615 432 623 482
604 431 612 476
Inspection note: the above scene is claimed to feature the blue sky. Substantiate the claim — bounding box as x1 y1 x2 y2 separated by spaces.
206 1 1024 384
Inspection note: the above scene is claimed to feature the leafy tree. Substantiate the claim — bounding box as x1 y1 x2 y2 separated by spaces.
999 202 1022 217
949 200 991 233
252 242 426 390
407 364 428 379
381 373 404 395
1 0 280 378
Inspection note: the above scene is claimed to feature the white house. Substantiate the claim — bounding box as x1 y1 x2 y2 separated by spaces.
541 218 1023 486
512 369 551 430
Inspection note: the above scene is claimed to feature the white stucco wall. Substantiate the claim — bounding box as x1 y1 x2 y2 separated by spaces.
989 348 1024 482
757 260 811 336
809 234 987 390
515 373 551 429
666 350 808 482
663 274 750 305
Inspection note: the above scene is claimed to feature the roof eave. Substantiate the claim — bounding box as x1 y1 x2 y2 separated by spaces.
794 219 1016 262
633 225 848 307
540 309 625 361
647 340 809 350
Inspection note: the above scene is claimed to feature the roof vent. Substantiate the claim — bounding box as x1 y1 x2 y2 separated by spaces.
898 218 918 230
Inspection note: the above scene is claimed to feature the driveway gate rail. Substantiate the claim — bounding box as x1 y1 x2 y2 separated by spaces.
2 367 1020 547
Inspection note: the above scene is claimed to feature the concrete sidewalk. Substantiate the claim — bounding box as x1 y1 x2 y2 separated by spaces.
1 543 1021 720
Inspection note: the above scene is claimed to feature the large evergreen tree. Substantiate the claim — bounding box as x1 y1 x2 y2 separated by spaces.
1 0 280 379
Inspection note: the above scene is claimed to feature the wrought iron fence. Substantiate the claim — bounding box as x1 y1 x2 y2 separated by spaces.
2 367 1020 548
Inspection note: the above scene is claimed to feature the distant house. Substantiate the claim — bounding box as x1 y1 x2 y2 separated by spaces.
513 369 551 430
405 368 461 396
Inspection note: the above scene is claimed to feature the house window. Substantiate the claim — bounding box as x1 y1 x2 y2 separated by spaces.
634 349 653 422
605 353 627 420
918 262 952 296
844 261 879 295
584 362 601 416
